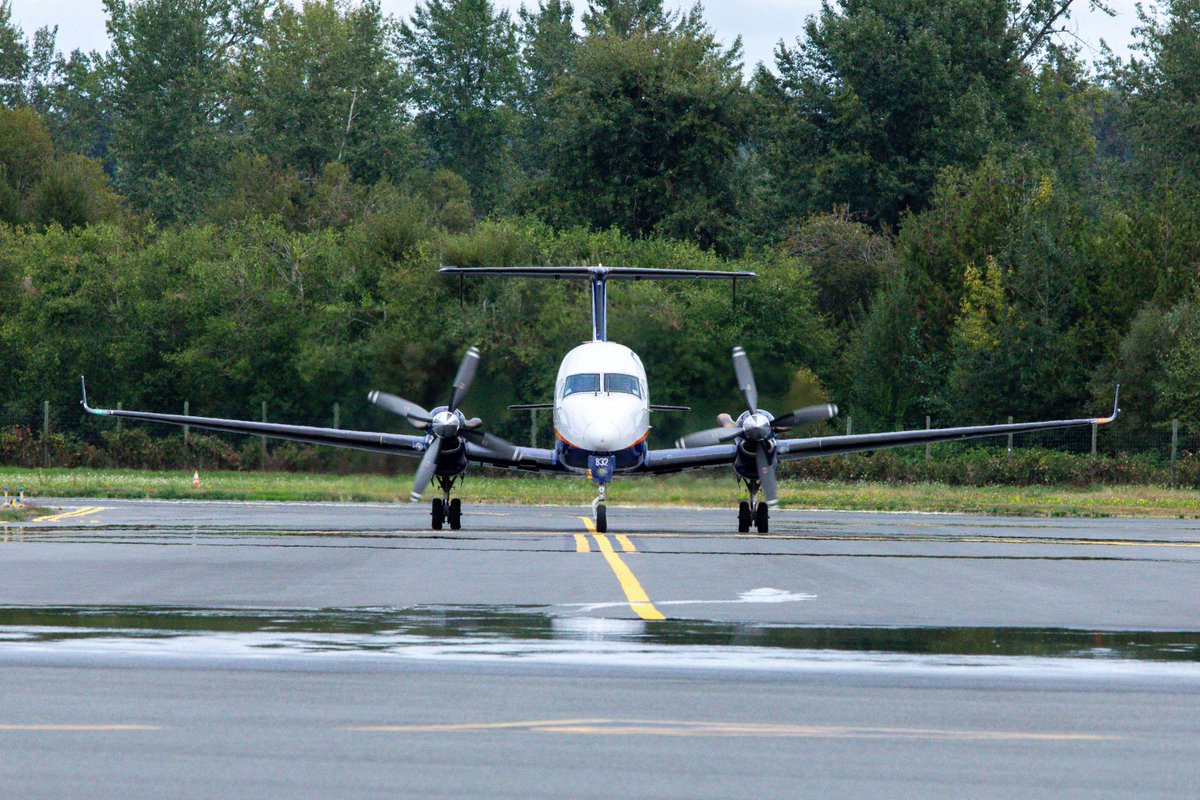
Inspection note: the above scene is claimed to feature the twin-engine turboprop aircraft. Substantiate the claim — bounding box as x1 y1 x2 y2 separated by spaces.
81 265 1119 533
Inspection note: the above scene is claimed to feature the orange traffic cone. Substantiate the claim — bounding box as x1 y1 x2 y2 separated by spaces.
192 470 201 489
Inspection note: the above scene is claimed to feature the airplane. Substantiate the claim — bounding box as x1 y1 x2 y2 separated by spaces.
80 265 1120 534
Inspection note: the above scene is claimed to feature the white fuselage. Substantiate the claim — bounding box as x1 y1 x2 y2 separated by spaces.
553 341 650 456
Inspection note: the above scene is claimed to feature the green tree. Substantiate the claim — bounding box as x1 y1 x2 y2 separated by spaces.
30 153 122 229
105 0 266 221
238 0 418 184
754 0 1032 229
397 0 520 210
40 49 111 161
1106 0 1200 184
540 3 749 252
846 270 933 430
0 0 28 108
515 0 576 178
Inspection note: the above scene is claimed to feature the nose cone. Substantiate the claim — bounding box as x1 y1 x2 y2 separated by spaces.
583 419 622 451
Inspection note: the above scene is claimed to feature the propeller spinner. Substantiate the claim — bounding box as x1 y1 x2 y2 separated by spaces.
369 346 518 501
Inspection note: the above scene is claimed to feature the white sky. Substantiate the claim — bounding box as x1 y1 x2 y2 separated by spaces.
11 0 1144 73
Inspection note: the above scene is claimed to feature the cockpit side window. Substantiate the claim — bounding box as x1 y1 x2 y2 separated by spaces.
605 373 642 398
562 373 601 397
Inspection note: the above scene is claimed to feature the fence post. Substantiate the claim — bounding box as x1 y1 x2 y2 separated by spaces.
42 400 49 467
183 400 189 444
1171 419 1179 486
925 415 931 466
261 401 268 467
1090 422 1097 458
333 402 340 429
846 416 852 436
117 401 123 431
530 409 537 448
1006 415 1013 460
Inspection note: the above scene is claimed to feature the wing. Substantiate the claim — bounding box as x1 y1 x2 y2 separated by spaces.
464 442 568 473
637 443 738 475
84 394 426 456
82 378 571 471
778 392 1120 461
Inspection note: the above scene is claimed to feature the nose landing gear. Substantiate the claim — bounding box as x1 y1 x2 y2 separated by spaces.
737 477 768 533
431 476 462 530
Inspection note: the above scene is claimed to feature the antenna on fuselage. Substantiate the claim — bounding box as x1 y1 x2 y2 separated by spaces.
439 265 756 342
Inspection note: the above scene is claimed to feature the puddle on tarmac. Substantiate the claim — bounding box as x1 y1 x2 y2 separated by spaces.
0 606 1198 674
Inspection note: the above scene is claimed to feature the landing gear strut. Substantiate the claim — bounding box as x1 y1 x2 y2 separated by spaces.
592 483 608 533
431 476 462 531
738 477 768 533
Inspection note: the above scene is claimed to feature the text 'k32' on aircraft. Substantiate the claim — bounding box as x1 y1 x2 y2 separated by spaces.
81 265 1120 534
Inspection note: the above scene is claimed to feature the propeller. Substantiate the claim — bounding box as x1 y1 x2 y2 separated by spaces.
675 346 838 506
368 346 519 501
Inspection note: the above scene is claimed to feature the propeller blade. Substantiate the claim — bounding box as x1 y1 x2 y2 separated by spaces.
732 346 758 413
410 437 442 502
675 426 744 448
369 391 432 429
755 446 778 507
772 403 839 429
448 346 480 412
462 429 520 460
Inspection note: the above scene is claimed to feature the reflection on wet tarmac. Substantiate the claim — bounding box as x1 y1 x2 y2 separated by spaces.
0 606 1197 668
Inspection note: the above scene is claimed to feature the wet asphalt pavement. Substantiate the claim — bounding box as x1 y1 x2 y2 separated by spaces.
1 499 1199 798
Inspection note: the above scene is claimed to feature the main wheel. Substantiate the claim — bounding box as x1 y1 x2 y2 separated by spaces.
431 498 445 530
737 501 751 533
448 498 462 530
595 503 607 533
754 501 769 533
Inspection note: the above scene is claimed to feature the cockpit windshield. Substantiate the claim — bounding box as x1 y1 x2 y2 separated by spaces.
562 373 601 397
605 373 642 398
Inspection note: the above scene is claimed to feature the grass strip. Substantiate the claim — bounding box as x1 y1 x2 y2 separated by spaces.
3 466 1200 518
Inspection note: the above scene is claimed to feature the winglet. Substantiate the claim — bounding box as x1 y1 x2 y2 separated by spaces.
1097 384 1120 424
80 376 105 416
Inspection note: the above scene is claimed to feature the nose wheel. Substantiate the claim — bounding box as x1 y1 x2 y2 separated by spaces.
592 483 608 533
431 477 463 530
738 479 769 533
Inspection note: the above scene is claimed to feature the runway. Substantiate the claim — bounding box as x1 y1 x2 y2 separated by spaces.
2 498 1199 798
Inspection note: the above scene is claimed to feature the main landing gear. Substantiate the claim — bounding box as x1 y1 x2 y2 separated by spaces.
431 475 462 531
592 483 608 533
737 477 769 533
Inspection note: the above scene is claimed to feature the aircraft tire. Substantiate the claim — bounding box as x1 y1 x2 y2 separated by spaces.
754 501 769 533
448 498 462 530
596 504 607 533
738 501 751 533
431 498 445 531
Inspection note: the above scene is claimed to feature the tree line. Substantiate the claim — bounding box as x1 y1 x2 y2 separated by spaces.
0 0 1198 447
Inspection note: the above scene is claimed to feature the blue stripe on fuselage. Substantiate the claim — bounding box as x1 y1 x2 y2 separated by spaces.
555 439 647 473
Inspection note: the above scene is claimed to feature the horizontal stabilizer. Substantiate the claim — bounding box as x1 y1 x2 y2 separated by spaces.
440 265 755 281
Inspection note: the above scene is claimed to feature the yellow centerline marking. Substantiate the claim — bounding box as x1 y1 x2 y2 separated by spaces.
37 507 106 523
574 533 591 552
615 534 636 553
343 718 1119 741
578 517 664 621
0 724 161 731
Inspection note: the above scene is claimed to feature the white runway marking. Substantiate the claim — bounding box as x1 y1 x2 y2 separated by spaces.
568 587 815 613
